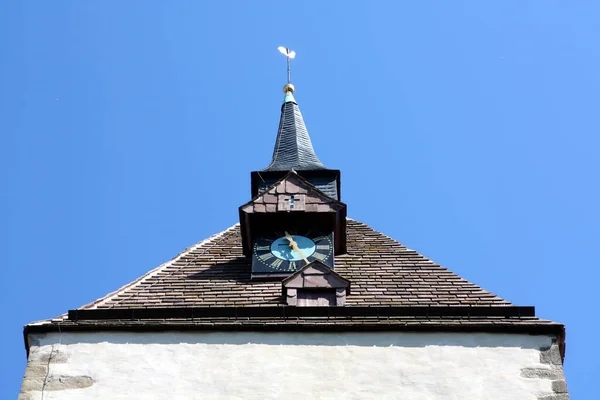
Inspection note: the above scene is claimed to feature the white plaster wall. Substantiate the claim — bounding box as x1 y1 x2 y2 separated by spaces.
23 331 560 400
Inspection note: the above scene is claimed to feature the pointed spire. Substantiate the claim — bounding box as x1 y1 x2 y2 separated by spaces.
263 84 326 171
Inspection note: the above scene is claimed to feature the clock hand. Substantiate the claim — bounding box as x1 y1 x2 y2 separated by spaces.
290 241 309 265
284 231 294 242
284 232 309 265
284 231 300 250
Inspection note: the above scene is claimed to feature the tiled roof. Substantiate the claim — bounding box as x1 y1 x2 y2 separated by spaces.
27 220 564 338
77 220 514 309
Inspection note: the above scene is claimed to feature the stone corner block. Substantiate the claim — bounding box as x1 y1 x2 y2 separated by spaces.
45 375 94 391
540 344 563 366
552 380 568 394
18 392 37 400
539 395 570 400
520 368 562 380
29 350 68 364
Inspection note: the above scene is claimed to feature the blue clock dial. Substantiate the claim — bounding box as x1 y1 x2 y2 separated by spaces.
270 236 315 261
252 231 334 275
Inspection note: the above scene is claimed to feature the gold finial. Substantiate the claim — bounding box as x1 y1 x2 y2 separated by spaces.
283 83 295 93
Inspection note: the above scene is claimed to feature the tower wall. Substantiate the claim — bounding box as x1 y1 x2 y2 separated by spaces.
20 331 567 400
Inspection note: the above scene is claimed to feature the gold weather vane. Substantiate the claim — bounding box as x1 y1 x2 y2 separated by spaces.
277 46 296 85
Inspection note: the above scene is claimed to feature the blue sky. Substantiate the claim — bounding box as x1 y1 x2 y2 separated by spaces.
1 1 598 398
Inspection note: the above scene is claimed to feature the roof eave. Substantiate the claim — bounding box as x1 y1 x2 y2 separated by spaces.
24 318 566 361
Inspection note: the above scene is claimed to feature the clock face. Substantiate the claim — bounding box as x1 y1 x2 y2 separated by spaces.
270 236 316 261
252 231 334 275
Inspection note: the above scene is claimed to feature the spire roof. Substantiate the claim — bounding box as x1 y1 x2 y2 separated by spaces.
263 86 326 171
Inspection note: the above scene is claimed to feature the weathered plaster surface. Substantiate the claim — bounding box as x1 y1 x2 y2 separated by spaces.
21 332 567 400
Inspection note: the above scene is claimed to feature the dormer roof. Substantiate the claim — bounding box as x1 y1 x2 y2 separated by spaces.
241 171 344 214
283 261 350 291
282 261 350 306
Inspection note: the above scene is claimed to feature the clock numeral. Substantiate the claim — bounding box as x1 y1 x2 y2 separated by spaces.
313 252 328 261
256 245 270 251
316 244 330 250
259 253 275 262
271 258 284 269
288 261 297 271
312 236 328 243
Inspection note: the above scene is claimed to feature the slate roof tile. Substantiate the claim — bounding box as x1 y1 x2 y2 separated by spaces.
263 97 326 172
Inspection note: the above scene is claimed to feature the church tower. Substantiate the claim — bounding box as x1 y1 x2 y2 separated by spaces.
20 50 569 400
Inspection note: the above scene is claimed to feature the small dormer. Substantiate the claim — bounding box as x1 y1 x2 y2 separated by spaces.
282 261 350 306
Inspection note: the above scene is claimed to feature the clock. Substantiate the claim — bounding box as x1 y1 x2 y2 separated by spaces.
252 231 334 275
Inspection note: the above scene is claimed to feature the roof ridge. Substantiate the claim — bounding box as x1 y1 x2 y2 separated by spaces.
81 223 240 310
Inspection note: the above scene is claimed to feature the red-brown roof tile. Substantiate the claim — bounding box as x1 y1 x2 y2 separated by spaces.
76 220 513 309
26 219 563 338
